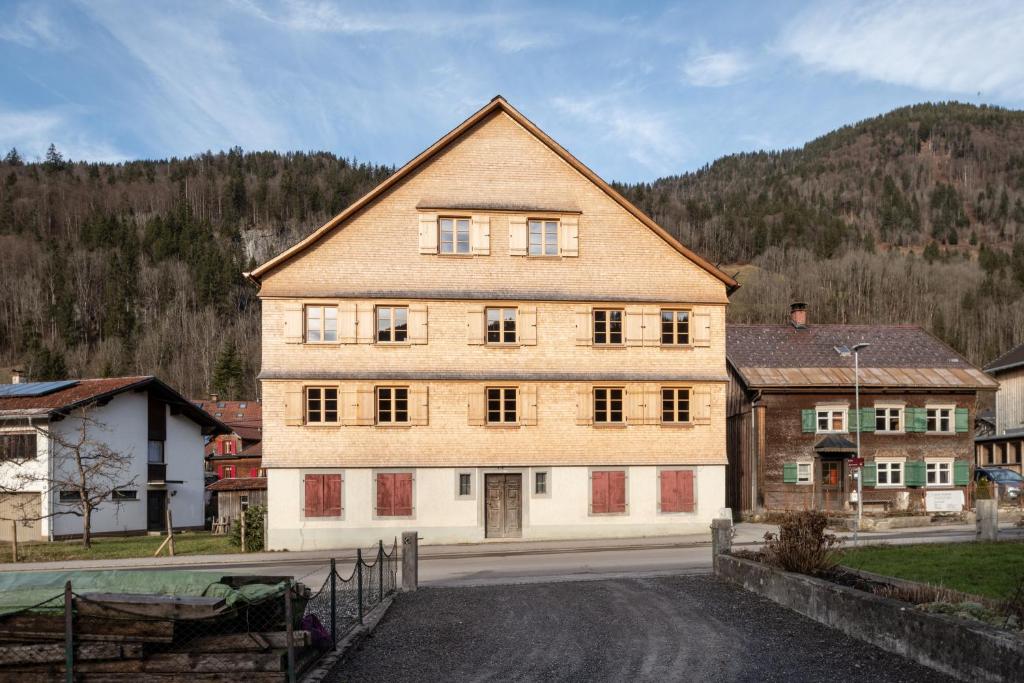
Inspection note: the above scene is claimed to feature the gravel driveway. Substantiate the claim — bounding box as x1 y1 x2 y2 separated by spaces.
328 575 952 682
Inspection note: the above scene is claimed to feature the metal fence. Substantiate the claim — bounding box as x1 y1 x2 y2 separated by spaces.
0 538 400 683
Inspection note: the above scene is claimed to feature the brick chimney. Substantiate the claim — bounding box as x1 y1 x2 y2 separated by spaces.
789 302 808 328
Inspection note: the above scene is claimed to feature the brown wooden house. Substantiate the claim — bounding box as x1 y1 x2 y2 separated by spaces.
726 304 997 516
976 343 1024 475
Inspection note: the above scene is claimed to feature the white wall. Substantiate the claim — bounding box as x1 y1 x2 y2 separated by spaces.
267 464 725 550
165 407 206 530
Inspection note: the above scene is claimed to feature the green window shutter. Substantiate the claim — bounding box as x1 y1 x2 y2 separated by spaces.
905 460 926 487
782 463 798 483
861 463 877 487
954 408 969 433
860 407 875 433
849 408 859 432
953 460 970 486
905 408 925 433
801 409 816 433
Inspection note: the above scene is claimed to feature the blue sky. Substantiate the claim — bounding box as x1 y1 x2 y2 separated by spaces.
2 1 1023 182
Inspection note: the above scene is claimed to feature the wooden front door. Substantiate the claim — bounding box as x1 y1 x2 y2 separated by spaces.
485 474 522 538
817 458 847 511
146 490 166 532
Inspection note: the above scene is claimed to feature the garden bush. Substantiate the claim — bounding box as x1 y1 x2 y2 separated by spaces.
760 510 843 576
229 504 266 552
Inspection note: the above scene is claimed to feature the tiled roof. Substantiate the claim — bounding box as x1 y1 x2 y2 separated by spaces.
193 400 262 431
206 477 267 492
728 325 996 390
985 343 1024 374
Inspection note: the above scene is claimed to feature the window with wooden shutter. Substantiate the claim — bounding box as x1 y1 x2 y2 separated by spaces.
559 216 579 257
408 304 428 344
439 217 472 254
410 386 429 426
508 216 528 256
625 309 644 346
519 305 537 345
376 386 410 424
376 472 413 517
356 304 376 344
467 306 486 345
576 385 593 425
486 307 518 344
468 386 487 426
376 306 409 343
283 302 303 344
660 470 695 513
574 307 592 345
338 302 357 344
303 473 342 518
355 385 375 425
520 385 538 426
418 213 439 254
693 388 712 425
471 215 490 255
284 385 304 426
782 463 798 483
305 387 339 424
593 387 624 424
591 470 626 514
954 408 969 433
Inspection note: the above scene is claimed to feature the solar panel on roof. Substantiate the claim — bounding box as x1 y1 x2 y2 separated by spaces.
0 380 79 398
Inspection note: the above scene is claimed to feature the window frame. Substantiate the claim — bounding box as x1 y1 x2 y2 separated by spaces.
876 459 905 488
305 386 340 425
304 304 338 344
874 405 904 434
485 307 518 345
593 386 625 425
454 470 475 500
659 309 691 347
300 470 345 520
375 386 411 426
925 458 953 487
796 462 813 485
815 407 848 434
438 216 472 255
111 489 138 501
59 490 82 503
527 218 560 257
375 305 410 344
660 386 692 425
592 308 624 346
532 467 551 498
0 432 37 462
486 386 519 425
925 405 955 435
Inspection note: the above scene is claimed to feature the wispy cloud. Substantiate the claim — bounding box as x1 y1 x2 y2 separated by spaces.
0 2 73 50
780 0 1024 99
0 107 127 162
682 48 750 87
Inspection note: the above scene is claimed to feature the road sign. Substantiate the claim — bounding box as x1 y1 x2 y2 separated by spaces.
848 457 864 468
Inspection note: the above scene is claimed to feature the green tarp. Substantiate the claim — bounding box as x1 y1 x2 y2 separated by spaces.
0 570 287 615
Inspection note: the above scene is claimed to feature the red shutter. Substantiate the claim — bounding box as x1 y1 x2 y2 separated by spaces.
249 467 258 477
608 470 626 513
376 473 393 516
592 471 609 513
324 474 342 517
304 474 323 517
216 465 224 479
394 473 413 516
678 470 695 512
660 471 679 512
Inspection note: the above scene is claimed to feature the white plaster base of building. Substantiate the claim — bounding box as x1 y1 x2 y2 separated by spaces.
267 465 725 550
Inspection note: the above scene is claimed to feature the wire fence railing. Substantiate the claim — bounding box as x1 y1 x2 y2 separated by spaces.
0 537 401 683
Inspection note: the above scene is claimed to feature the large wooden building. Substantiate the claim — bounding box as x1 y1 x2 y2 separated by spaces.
976 344 1024 474
726 304 996 515
246 97 738 549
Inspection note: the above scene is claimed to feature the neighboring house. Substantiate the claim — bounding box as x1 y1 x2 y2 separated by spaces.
245 96 738 549
0 376 228 541
976 344 1024 474
726 304 996 515
193 398 265 524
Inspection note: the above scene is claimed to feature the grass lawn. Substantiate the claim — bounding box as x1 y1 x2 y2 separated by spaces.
9 531 238 563
841 542 1024 600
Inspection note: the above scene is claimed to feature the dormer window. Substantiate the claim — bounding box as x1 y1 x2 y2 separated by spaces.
439 217 471 254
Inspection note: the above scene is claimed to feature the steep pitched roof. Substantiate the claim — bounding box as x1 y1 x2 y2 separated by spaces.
245 96 737 291
985 342 1024 374
728 324 997 390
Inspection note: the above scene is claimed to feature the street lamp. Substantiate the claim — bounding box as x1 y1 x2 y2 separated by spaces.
835 342 870 544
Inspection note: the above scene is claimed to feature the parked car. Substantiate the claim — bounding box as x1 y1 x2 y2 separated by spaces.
974 466 1023 501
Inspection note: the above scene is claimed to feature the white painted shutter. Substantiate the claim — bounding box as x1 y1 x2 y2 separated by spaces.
411 385 429 426
520 385 538 426
467 306 486 345
508 216 528 256
418 214 438 254
519 305 537 345
338 302 357 344
642 307 661 347
560 216 579 257
284 384 304 425
625 308 644 347
576 385 593 425
575 306 592 346
356 304 376 344
692 310 712 347
468 387 486 426
355 384 375 426
471 215 491 255
283 303 304 344
694 387 712 425
626 384 646 425
341 386 358 425
408 303 428 344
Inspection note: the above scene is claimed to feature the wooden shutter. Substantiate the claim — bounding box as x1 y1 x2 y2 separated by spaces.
304 475 323 517
608 471 626 513
849 409 860 433
521 385 538 426
692 310 711 347
625 308 644 346
782 463 798 483
338 302 357 344
954 408 969 433
408 303 428 344
693 388 712 425
376 473 393 516
467 306 486 345
394 473 413 516
468 387 486 426
559 216 579 257
859 407 875 433
519 305 538 345
284 385 304 426
800 409 816 433
644 384 661 425
217 465 224 478
642 307 661 346
626 384 646 425
953 460 970 486
677 470 695 512
341 386 358 425
662 470 694 513
904 460 926 487
283 302 303 344
250 467 259 477
324 474 342 516
574 306 592 345
471 215 490 255
576 385 593 425
591 471 608 513
508 216 528 256
861 463 877 487
356 304 375 344
410 386 429 426
418 214 438 254
355 385 375 425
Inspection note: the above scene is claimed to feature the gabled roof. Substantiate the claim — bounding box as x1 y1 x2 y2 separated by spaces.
206 477 267 492
985 342 1024 374
0 376 230 435
244 96 737 291
728 324 997 390
193 399 261 433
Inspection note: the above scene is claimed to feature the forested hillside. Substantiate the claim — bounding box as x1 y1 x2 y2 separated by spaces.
2 102 1023 398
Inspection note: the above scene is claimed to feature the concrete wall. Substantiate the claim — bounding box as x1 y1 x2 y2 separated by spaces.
267 464 725 549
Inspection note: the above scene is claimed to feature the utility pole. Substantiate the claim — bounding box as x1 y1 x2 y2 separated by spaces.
854 346 863 545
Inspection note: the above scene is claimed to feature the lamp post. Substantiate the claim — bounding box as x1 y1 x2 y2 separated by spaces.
835 342 870 544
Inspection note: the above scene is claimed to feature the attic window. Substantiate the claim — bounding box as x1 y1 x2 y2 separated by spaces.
217 402 225 408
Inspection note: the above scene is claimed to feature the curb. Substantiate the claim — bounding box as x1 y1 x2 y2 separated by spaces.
301 594 396 683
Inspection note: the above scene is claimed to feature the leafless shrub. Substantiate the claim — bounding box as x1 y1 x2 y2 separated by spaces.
760 511 844 576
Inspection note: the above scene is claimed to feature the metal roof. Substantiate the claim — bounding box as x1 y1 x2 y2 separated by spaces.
0 380 79 398
733 365 997 390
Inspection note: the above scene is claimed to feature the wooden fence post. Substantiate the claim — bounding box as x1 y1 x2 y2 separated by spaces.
240 510 247 553
64 580 73 683
401 531 418 592
10 520 17 563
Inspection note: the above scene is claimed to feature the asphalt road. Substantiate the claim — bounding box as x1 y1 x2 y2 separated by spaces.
328 575 954 683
